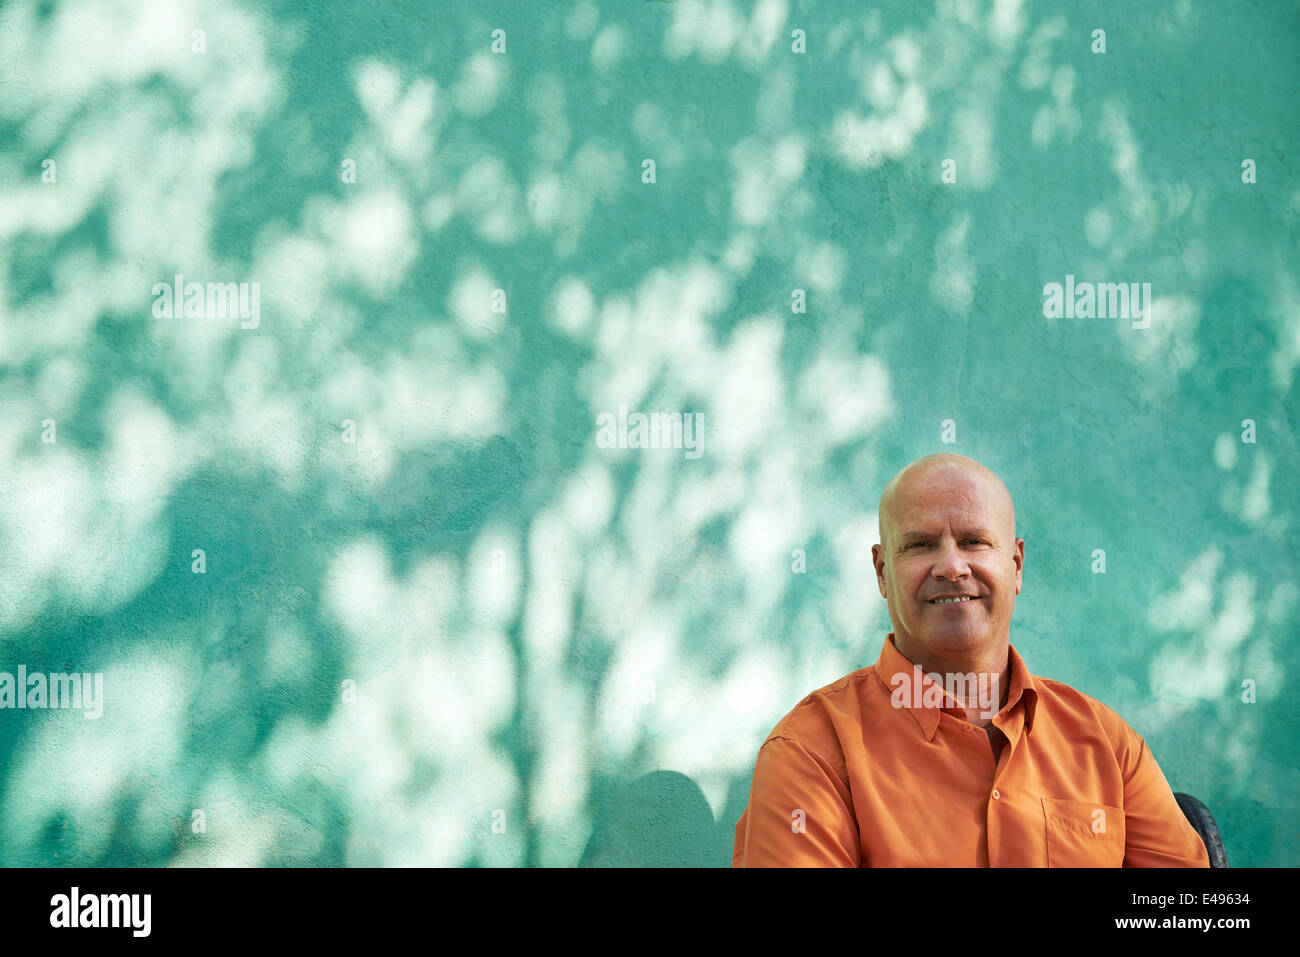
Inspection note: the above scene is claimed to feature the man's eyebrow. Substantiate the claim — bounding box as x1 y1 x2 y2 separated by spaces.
897 528 998 543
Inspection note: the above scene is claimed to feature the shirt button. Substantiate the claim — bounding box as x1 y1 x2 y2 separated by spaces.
992 788 1001 800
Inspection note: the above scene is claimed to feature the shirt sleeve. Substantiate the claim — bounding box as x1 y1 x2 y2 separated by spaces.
733 735 860 867
1119 732 1211 867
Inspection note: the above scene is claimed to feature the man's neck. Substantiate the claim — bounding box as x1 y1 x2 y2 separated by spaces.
893 632 1011 722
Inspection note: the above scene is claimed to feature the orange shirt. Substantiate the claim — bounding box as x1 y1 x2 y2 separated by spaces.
733 633 1210 867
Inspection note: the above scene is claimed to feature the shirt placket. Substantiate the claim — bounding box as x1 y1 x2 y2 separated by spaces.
986 709 1025 866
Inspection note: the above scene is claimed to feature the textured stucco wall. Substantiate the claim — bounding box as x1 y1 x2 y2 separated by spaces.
0 0 1296 867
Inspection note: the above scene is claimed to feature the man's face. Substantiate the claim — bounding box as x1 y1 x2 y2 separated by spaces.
872 466 1024 658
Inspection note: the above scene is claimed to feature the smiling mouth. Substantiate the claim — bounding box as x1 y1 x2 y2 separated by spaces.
928 596 979 604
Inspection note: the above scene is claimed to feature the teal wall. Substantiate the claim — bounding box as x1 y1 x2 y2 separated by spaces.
0 0 1296 867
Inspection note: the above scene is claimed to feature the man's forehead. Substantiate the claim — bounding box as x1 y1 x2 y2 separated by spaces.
893 497 1003 527
896 520 1000 539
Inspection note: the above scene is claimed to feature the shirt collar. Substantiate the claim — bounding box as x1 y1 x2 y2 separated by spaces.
871 632 1039 742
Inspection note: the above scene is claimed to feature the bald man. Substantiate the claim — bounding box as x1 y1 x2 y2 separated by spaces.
732 453 1210 867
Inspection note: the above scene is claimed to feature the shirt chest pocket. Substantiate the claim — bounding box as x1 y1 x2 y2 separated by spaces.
1041 797 1125 867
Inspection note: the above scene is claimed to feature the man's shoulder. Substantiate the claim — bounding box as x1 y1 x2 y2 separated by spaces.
761 666 876 755
1029 671 1140 743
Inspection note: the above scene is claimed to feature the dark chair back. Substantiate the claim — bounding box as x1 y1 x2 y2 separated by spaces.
1173 792 1228 867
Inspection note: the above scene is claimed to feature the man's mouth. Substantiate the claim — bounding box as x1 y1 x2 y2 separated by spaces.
928 596 979 604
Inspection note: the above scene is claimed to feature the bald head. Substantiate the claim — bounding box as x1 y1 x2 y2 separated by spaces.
878 454 1015 554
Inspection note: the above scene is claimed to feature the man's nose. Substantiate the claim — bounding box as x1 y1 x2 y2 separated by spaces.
931 538 971 578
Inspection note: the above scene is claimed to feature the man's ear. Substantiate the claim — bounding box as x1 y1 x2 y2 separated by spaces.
872 543 888 598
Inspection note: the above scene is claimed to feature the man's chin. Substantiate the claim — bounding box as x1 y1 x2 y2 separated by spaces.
915 622 989 649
